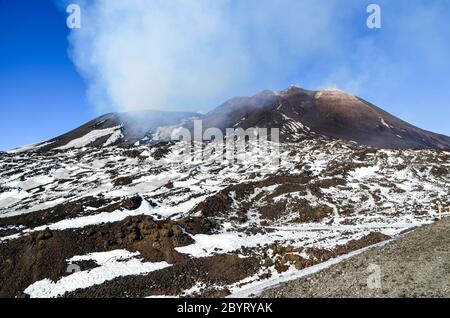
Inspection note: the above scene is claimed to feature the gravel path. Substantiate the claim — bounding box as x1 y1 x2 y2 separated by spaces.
262 217 450 298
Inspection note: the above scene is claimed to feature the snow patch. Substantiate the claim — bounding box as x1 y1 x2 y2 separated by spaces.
8 141 55 154
380 117 392 128
24 250 170 298
56 126 122 150
31 198 154 231
0 189 30 209
228 239 393 298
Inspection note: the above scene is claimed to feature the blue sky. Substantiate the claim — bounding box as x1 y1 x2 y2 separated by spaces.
0 1 94 151
1 0 450 151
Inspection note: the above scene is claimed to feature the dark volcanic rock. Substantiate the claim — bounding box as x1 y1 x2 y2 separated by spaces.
64 254 260 298
0 215 216 298
36 110 202 151
198 86 450 149
14 86 450 152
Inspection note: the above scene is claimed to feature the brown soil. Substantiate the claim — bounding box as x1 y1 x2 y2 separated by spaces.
262 219 450 298
431 166 448 177
0 196 144 235
306 232 391 262
259 201 287 220
262 232 391 275
122 149 142 158
189 172 349 224
64 254 260 298
113 176 134 187
193 288 232 298
0 215 215 298
290 199 334 223
152 142 174 160
189 183 254 221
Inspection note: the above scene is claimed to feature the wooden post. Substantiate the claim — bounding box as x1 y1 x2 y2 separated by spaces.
437 202 442 219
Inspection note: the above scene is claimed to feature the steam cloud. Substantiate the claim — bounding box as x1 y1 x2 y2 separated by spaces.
67 0 344 113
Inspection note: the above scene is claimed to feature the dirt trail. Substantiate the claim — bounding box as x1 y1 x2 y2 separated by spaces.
262 217 450 298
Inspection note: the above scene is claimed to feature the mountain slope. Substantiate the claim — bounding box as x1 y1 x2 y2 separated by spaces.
1 86 449 298
9 110 202 153
1 138 449 297
9 86 450 153
200 86 450 149
262 216 450 298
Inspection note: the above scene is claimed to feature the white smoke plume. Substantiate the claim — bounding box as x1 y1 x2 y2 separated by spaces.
67 0 346 113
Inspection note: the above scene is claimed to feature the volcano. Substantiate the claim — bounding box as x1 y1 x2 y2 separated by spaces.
200 86 450 149
1 86 449 298
9 86 450 152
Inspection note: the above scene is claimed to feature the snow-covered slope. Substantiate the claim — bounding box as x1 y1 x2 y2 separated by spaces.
8 110 202 153
2 86 450 298
1 138 448 297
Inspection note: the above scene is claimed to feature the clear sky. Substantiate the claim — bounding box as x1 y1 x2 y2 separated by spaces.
1 0 450 151
0 1 95 151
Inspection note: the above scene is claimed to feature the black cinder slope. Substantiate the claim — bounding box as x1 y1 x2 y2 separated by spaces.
201 86 450 149
36 110 202 151
11 86 450 152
